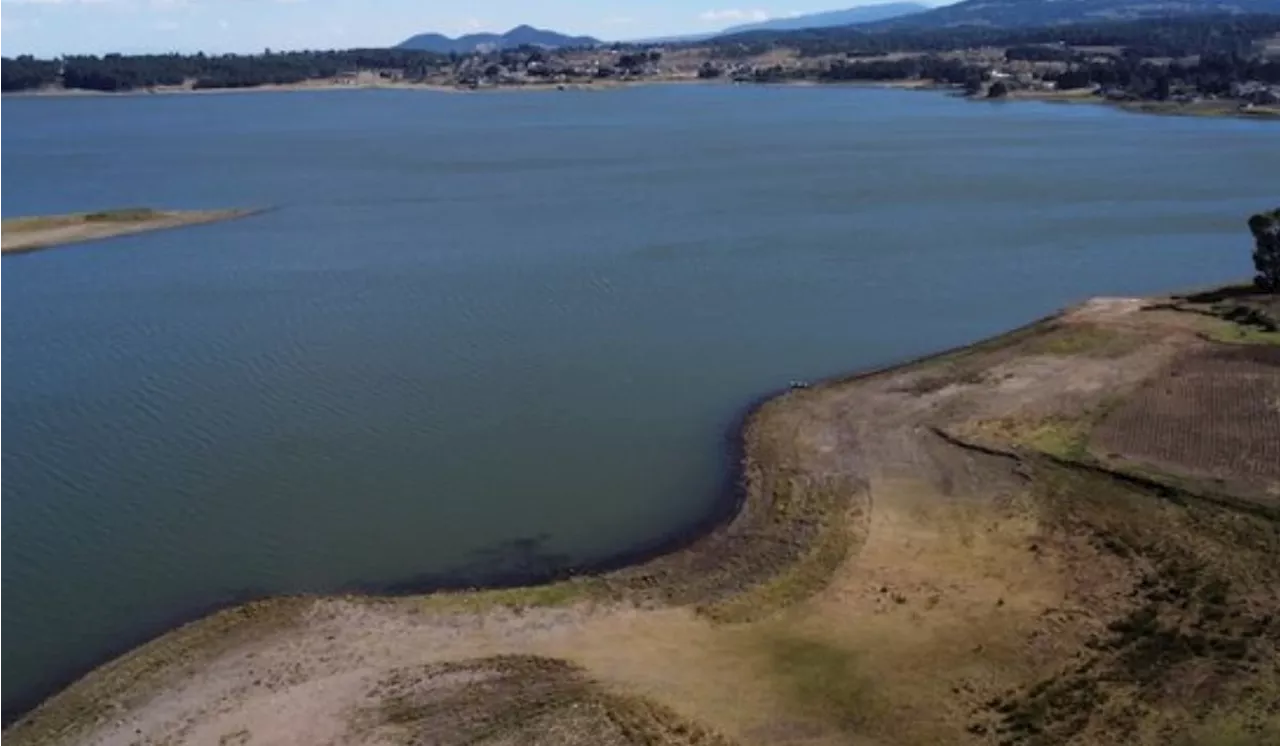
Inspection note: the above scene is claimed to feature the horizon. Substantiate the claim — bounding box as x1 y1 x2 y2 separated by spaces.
0 0 950 59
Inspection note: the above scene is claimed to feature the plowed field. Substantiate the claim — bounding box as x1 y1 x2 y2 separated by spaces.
1093 344 1280 486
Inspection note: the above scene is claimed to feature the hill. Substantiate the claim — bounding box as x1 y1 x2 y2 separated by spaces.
722 2 929 33
871 0 1280 29
396 25 599 53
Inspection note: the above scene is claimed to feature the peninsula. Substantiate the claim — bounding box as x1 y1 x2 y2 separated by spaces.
6 280 1277 745
1 208 258 254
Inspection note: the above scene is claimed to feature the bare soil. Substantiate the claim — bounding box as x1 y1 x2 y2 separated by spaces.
8 291 1279 746
1094 344 1280 497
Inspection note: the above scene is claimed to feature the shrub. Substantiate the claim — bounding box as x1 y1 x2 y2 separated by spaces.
1248 208 1280 292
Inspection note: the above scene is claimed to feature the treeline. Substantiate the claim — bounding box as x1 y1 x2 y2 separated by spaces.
800 50 1280 101
709 13 1280 60
1047 53 1280 94
2 56 60 91
820 56 977 85
2 49 448 93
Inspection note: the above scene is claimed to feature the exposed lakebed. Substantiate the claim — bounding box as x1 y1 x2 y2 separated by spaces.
2 84 1276 715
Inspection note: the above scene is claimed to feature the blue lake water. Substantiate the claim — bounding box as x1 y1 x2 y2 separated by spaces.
2 85 1276 714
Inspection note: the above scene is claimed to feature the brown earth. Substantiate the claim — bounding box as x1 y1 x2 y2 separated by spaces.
7 292 1279 746
1093 344 1280 497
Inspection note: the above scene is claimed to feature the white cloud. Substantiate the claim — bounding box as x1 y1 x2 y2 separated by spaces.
154 18 178 30
698 9 770 23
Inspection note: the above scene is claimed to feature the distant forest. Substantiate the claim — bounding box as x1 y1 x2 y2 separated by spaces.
3 13 1280 94
1 49 448 93
709 13 1280 59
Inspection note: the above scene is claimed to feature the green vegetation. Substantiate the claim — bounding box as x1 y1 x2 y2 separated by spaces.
1249 207 1280 292
763 635 884 731
1198 318 1280 346
963 415 1094 460
699 478 857 623
2 49 448 92
414 577 607 613
83 207 161 222
713 13 1280 59
1022 323 1137 357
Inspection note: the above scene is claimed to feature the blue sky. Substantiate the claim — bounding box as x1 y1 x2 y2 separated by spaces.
1 0 935 57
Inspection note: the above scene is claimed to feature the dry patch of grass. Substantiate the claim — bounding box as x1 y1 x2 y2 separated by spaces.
697 479 864 623
1020 323 1141 358
756 634 885 732
354 655 737 746
972 462 1280 746
964 415 1095 460
414 577 612 614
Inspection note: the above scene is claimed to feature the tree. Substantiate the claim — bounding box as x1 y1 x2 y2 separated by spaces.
962 72 984 96
1248 208 1280 292
987 80 1009 98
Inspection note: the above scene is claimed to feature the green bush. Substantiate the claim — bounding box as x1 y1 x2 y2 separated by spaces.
1248 208 1280 292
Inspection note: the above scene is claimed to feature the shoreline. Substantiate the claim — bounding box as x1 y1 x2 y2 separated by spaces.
6 287 1278 744
0 385 765 726
1 208 263 255
8 76 1277 120
0 77 710 99
0 308 1059 731
0 309 1066 728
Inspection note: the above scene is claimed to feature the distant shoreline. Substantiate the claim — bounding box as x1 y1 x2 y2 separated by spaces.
0 77 710 98
7 76 1276 119
1 208 261 255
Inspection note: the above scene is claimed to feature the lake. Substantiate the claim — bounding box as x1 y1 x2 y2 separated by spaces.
2 85 1276 716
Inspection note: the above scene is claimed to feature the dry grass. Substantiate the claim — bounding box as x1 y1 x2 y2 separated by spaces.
6 598 311 746
1019 323 1142 358
352 655 738 746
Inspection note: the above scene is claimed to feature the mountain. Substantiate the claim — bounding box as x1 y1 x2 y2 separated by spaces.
625 3 929 44
721 3 930 33
396 25 600 53
867 0 1280 29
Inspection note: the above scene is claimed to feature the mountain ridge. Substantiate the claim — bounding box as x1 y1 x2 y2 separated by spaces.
863 0 1280 29
721 3 930 33
396 25 600 53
